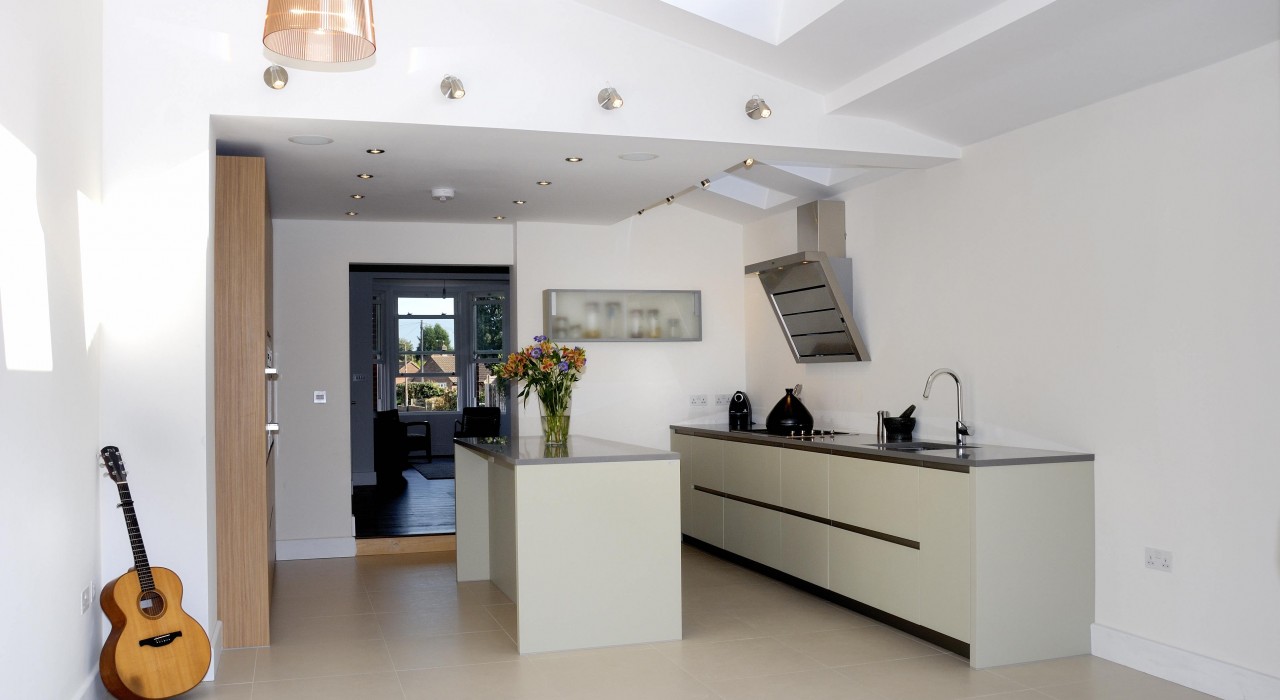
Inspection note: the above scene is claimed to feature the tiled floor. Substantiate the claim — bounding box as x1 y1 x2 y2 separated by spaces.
190 546 1215 699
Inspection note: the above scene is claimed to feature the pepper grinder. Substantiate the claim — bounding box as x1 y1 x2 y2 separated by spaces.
876 410 889 443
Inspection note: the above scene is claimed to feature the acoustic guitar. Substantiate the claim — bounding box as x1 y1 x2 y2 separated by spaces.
99 446 211 700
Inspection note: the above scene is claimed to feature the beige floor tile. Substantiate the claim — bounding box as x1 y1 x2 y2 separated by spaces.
709 667 889 700
273 558 366 595
680 581 801 613
183 683 255 699
682 560 762 589
271 588 374 619
368 580 511 613
485 603 518 639
778 625 944 667
1036 671 1217 700
213 648 257 684
987 655 1137 689
836 654 1030 700
389 629 521 671
250 672 407 700
375 605 502 639
731 596 878 636
398 660 554 700
659 636 824 683
270 612 384 643
526 645 716 699
675 610 765 645
253 637 394 681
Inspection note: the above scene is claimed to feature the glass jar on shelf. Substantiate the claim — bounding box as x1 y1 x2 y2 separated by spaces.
667 318 682 339
646 309 661 338
605 302 622 338
583 302 601 338
628 309 644 338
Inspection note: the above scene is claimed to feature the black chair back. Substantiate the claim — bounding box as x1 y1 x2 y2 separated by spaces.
455 406 501 438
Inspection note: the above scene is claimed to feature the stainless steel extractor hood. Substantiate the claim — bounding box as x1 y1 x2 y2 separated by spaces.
746 201 869 363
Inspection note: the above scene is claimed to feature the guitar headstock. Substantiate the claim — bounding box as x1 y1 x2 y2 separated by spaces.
100 446 128 483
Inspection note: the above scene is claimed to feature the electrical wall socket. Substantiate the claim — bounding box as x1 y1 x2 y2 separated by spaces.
1145 547 1172 572
81 582 93 614
689 394 708 407
714 394 732 406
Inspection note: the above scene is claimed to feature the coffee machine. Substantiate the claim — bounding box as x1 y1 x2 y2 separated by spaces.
728 391 752 431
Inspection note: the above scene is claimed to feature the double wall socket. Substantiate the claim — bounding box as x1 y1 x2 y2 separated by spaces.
714 394 732 406
1145 547 1172 572
689 394 708 407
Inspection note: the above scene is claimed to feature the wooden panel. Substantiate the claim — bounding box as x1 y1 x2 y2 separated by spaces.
356 535 457 556
215 155 272 648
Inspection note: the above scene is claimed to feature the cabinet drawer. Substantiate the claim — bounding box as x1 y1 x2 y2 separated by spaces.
829 455 918 540
830 527 919 621
690 437 724 490
780 450 828 517
686 488 724 547
723 441 780 505
778 513 828 587
724 499 781 571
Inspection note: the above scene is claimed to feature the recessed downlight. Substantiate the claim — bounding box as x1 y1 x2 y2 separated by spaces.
350 194 365 199
288 134 333 145
365 148 385 154
618 152 658 161
494 215 506 220
513 200 527 205
536 180 552 186
345 211 359 216
565 156 583 163
357 173 373 179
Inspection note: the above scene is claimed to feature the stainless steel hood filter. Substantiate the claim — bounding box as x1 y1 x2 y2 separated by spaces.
746 201 869 363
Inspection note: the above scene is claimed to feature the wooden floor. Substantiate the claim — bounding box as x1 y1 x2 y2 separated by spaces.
352 462 456 538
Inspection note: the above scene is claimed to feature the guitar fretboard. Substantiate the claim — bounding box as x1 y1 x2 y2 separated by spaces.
115 480 154 592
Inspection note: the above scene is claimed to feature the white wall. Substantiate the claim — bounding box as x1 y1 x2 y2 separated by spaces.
272 220 513 550
515 206 746 450
746 43 1280 683
0 1 104 697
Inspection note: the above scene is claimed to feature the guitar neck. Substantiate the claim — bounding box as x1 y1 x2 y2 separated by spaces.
114 480 155 592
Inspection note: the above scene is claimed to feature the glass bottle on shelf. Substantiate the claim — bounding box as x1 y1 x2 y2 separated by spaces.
551 315 570 339
605 302 622 338
628 309 644 338
583 302 601 338
646 309 661 338
667 318 682 339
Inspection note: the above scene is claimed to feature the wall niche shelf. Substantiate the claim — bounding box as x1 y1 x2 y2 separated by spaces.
543 289 702 342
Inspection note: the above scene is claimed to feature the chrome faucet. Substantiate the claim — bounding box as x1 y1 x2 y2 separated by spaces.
923 368 970 446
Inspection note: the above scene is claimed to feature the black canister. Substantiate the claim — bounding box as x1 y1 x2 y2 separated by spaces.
765 388 814 435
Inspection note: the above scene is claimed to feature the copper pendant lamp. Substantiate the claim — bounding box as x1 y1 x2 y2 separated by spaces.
263 0 376 62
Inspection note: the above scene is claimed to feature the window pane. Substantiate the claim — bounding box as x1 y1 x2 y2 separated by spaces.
399 353 456 376
473 361 506 408
395 377 458 412
398 297 454 316
474 300 504 353
398 318 455 352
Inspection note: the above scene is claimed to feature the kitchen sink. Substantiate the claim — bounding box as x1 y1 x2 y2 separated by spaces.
877 441 979 452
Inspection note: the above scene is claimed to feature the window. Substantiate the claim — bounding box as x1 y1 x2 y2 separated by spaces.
395 296 457 412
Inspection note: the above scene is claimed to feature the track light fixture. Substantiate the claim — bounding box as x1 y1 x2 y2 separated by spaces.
700 179 711 188
440 75 465 99
745 95 772 120
264 64 289 90
598 87 624 110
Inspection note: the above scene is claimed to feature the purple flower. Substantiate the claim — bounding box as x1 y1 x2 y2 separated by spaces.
530 348 543 358
557 361 569 372
533 335 547 342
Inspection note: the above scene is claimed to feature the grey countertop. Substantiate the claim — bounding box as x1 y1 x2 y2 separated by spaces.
455 435 678 466
671 424 1092 470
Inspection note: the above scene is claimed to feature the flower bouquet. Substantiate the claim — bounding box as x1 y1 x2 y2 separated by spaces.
492 335 587 445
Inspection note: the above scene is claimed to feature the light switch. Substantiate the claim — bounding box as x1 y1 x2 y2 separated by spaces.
313 391 327 404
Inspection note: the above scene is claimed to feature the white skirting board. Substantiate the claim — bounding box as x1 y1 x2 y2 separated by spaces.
275 537 356 560
206 619 222 682
1092 624 1280 699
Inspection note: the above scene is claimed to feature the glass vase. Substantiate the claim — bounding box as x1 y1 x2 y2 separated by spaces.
538 394 572 445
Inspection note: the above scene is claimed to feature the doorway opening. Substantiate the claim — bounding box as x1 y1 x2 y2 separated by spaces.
348 264 512 538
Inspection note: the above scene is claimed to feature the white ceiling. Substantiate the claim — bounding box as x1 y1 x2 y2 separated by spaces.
214 0 1279 226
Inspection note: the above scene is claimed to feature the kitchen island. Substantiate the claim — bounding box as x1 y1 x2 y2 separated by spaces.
454 435 682 654
672 424 1094 669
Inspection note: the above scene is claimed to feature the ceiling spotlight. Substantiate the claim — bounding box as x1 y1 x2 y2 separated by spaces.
365 148 384 154
440 75 465 99
345 211 359 216
536 180 552 186
699 179 711 188
743 158 756 169
264 64 288 90
350 194 365 199
357 173 373 179
598 87 623 110
513 200 527 205
431 187 455 201
665 196 674 205
745 95 772 120
494 215 506 220
565 156 583 163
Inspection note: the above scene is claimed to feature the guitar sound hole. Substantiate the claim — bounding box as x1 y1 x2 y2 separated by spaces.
138 590 166 619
